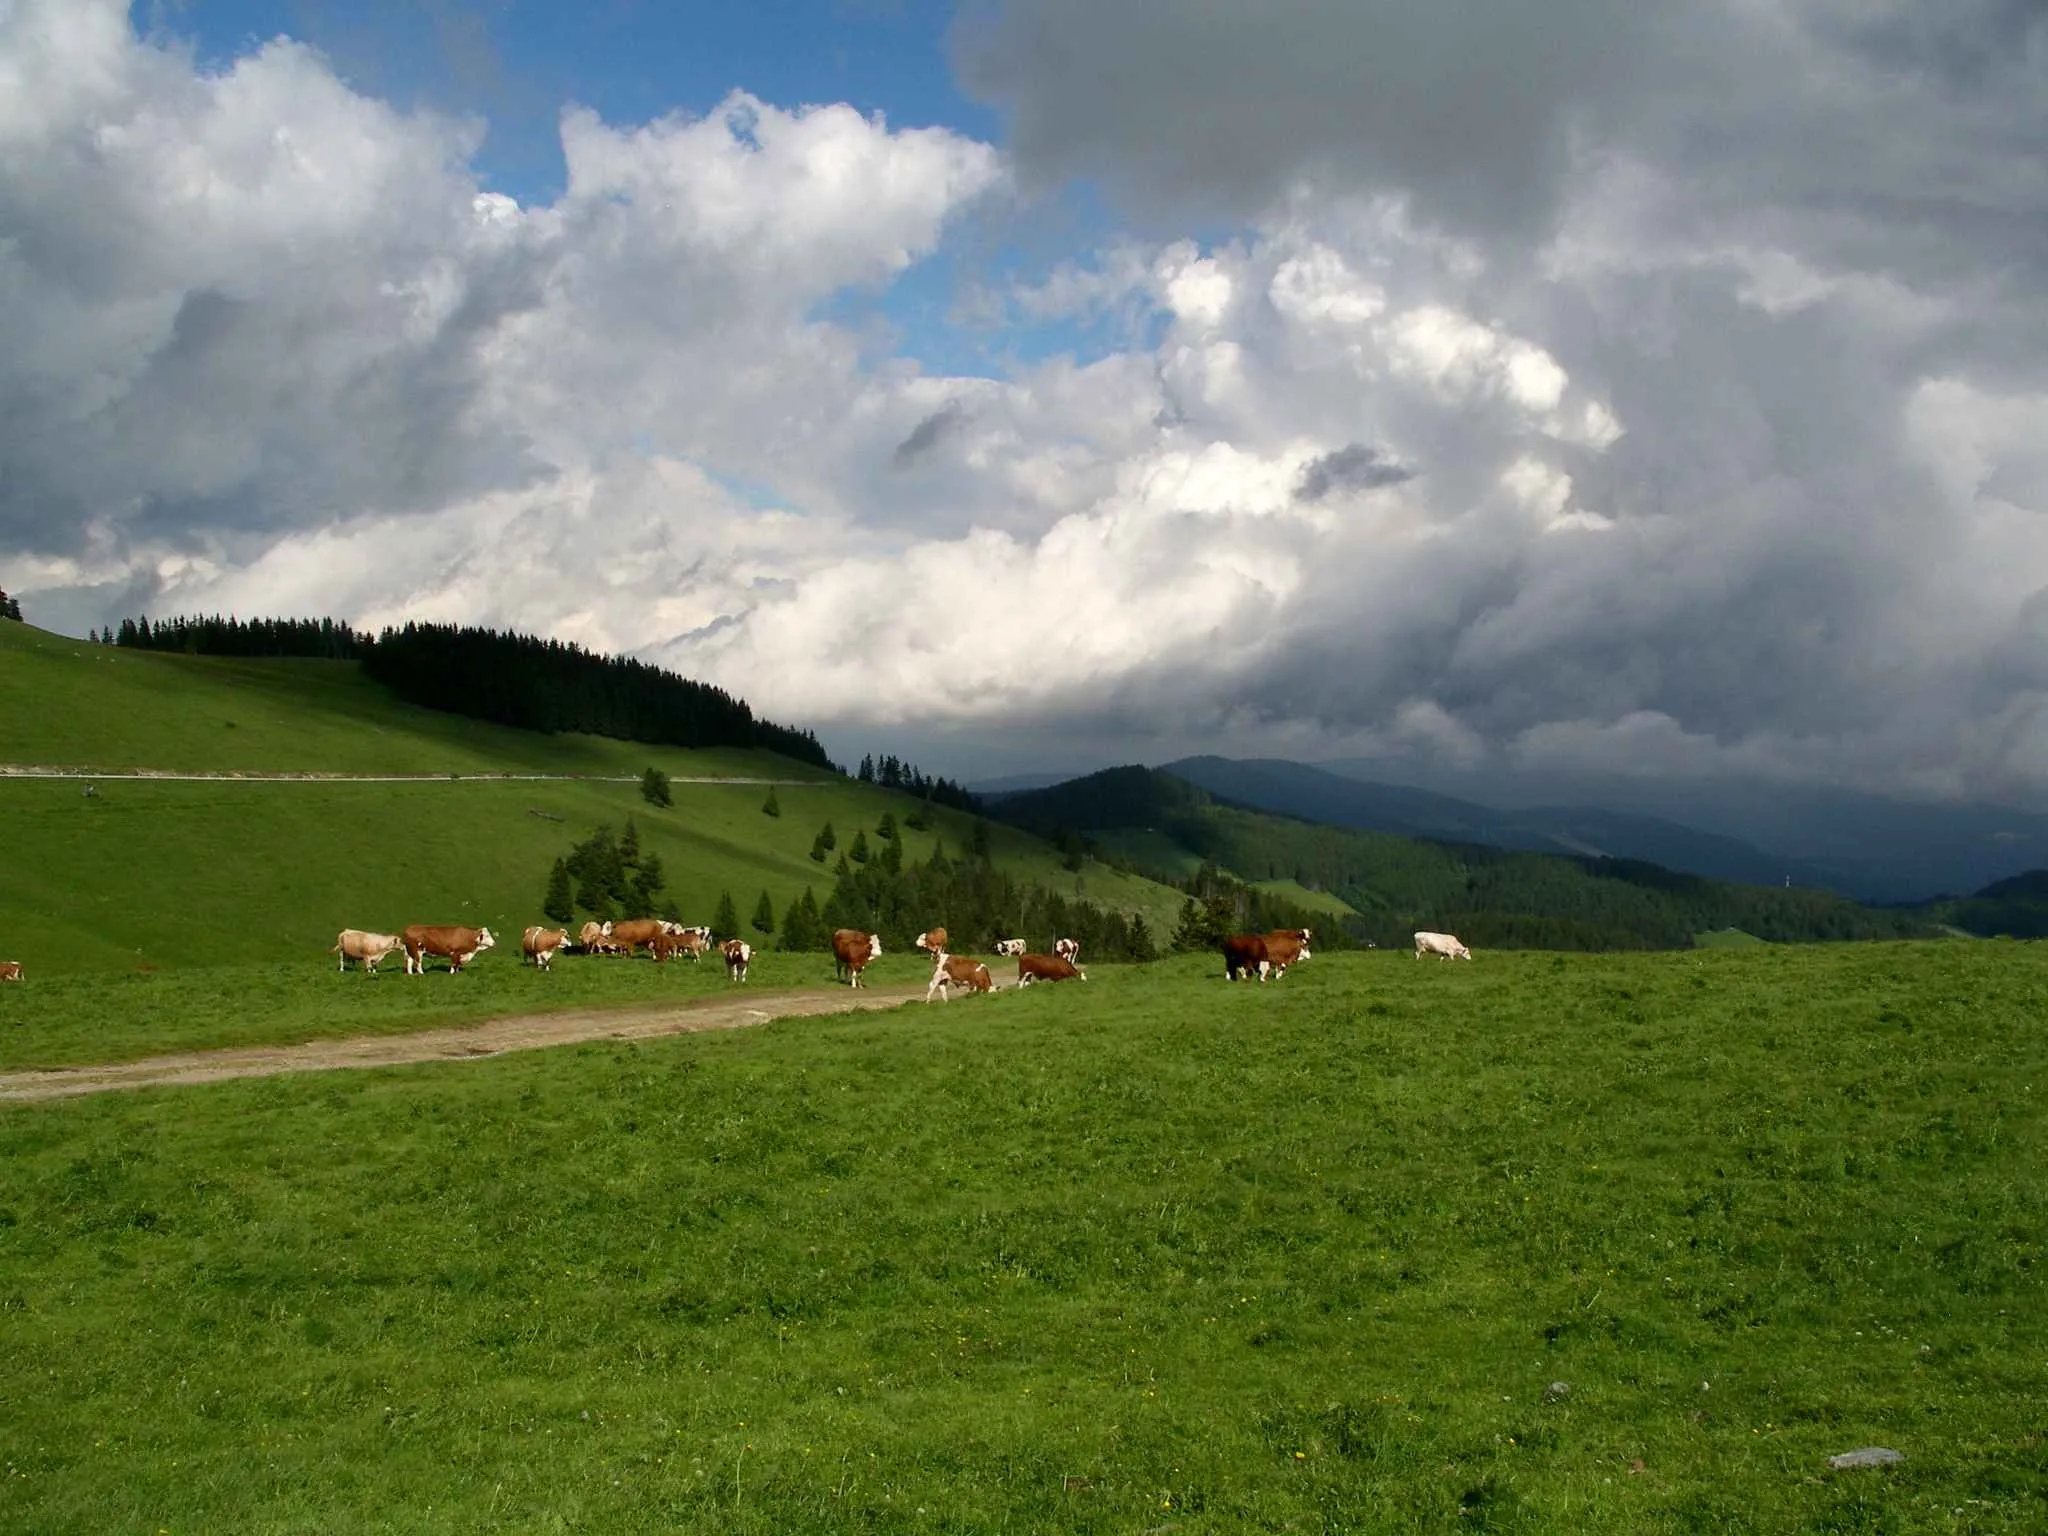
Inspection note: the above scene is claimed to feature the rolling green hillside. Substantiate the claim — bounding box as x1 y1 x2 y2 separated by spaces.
3 944 2043 1531
0 623 1185 973
993 766 1936 950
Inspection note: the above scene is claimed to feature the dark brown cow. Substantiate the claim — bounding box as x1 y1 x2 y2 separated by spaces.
925 951 993 1002
1221 933 1271 983
1016 952 1085 985
1261 929 1313 978
833 928 882 987
403 924 497 975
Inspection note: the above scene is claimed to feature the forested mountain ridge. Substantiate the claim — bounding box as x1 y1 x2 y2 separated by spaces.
990 766 1938 951
1166 755 1848 892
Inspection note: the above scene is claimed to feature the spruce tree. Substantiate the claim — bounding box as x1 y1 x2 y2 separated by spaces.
640 765 673 807
762 786 781 817
620 817 641 867
809 830 830 862
970 818 991 862
850 829 870 864
876 811 897 841
543 858 574 924
714 890 739 939
751 890 776 936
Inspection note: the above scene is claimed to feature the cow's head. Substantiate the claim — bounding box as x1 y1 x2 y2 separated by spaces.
476 928 497 949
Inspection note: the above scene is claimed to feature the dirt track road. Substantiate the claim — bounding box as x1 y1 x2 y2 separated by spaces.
0 983 930 1103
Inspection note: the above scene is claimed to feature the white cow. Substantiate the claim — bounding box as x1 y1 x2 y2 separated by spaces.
993 938 1027 957
723 939 753 982
332 929 406 975
1053 937 1080 964
1413 931 1472 961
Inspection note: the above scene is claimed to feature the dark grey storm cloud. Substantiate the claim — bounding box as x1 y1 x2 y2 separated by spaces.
891 401 968 470
1295 444 1414 501
954 0 1661 237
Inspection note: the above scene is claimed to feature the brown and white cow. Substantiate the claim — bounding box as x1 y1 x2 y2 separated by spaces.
914 926 948 956
651 930 709 964
1414 930 1472 961
1017 952 1086 986
402 924 496 975
1221 933 1272 982
1053 937 1081 965
723 938 753 981
522 926 570 970
833 928 882 987
331 929 407 975
1261 929 1313 979
925 951 994 1002
992 938 1027 957
0 961 21 983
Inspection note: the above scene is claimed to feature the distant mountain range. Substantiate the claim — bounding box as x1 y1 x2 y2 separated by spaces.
1310 757 2048 903
1162 756 1850 894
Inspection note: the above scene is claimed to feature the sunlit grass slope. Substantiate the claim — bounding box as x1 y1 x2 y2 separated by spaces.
0 622 1185 973
1 942 2042 1532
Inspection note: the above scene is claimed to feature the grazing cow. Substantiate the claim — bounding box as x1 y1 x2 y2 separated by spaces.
522 926 570 970
1053 937 1081 965
925 951 994 1002
608 917 667 956
833 928 882 987
993 938 1027 957
0 961 21 983
723 938 752 982
914 926 948 956
1414 931 1472 961
1017 952 1086 986
1261 929 1313 979
331 929 406 975
651 930 709 964
577 920 617 954
1222 933 1272 982
402 924 496 975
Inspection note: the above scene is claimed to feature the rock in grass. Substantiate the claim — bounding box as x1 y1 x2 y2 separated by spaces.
1543 1381 1570 1403
1827 1447 1904 1470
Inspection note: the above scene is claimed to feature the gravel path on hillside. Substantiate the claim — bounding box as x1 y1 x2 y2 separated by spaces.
0 984 930 1103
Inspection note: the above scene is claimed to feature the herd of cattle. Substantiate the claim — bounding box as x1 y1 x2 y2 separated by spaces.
2 925 1472 993
326 918 1098 1000
327 919 1472 993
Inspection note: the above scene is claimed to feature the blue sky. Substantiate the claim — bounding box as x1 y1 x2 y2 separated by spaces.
151 0 995 202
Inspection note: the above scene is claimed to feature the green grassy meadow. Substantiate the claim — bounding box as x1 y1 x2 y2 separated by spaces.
0 623 1185 975
2 942 2043 1533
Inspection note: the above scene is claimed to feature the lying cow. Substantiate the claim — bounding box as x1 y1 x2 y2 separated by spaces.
914 926 948 956
723 938 752 982
1053 937 1081 965
1017 952 1085 986
1414 930 1472 961
332 929 406 975
993 938 1027 957
925 951 994 1002
403 924 496 975
522 926 570 970
651 930 709 963
1222 933 1272 982
0 961 21 983
833 928 882 987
